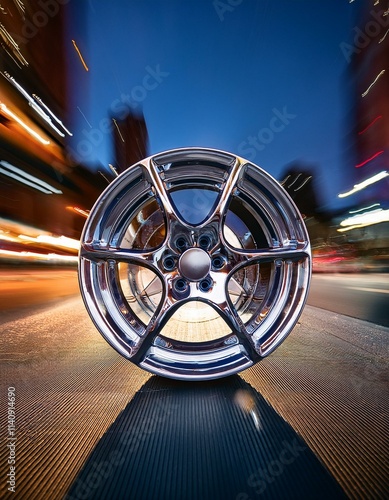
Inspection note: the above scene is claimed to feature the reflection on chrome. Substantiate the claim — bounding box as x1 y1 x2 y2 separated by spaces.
78 148 311 381
234 389 262 431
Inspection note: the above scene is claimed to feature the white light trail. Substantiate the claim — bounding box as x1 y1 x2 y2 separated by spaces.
2 72 66 137
0 22 28 66
294 176 312 192
361 70 385 97
338 208 389 232
0 160 62 194
338 171 389 198
349 203 380 214
287 173 302 188
113 118 124 142
77 106 92 128
108 164 119 177
379 28 389 43
19 234 80 250
0 249 78 263
33 94 73 136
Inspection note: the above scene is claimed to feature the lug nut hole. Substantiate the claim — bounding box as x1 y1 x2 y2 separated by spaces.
175 237 187 251
199 278 213 292
174 278 188 292
199 235 211 249
212 256 224 269
163 256 176 271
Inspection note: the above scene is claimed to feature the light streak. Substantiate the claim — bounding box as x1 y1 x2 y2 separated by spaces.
287 173 302 188
2 46 22 69
338 170 389 198
66 206 90 218
12 0 25 17
349 203 380 214
72 39 89 71
0 22 28 65
0 249 78 263
0 232 15 242
0 160 62 194
338 208 389 232
0 167 52 193
113 119 124 142
108 164 119 177
18 234 80 250
358 115 382 135
98 170 111 183
33 94 73 136
355 150 384 168
361 70 385 97
337 225 364 232
2 72 67 137
294 176 312 192
280 174 291 186
0 102 50 145
379 28 389 43
77 106 92 128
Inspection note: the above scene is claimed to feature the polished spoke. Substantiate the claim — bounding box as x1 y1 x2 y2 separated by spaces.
140 158 185 225
210 298 258 356
81 243 156 267
131 292 178 360
228 244 310 275
203 157 243 224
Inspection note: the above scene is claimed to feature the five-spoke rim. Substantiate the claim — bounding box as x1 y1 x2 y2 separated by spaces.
78 147 311 380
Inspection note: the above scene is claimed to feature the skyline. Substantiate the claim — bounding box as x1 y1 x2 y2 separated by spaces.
67 1 366 210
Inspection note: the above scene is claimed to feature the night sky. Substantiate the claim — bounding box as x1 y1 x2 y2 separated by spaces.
69 0 358 210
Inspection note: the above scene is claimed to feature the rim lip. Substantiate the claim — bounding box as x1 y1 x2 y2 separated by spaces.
78 147 312 380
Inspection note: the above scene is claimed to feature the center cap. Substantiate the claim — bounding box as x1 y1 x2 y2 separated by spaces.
178 248 211 282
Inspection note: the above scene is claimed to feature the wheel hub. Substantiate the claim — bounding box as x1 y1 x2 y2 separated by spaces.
178 247 211 281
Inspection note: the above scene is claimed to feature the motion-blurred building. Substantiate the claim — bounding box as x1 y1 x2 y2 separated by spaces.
112 111 149 174
343 2 389 207
0 0 107 245
335 2 389 261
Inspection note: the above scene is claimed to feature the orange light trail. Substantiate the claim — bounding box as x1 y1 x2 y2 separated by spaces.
0 102 50 145
72 39 89 71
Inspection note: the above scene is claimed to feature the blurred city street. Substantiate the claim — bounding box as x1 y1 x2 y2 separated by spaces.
0 269 388 499
1 0 389 498
2 267 388 326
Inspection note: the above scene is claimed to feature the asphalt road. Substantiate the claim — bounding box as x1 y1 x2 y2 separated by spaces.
0 268 388 499
308 273 389 327
1 268 388 326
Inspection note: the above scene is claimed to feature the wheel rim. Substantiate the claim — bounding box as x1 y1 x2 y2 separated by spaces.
78 147 311 380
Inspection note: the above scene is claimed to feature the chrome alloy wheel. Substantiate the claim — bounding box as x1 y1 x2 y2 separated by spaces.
78 148 311 380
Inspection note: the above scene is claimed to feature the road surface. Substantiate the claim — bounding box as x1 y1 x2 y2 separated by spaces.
308 273 389 327
1 268 388 326
0 267 388 499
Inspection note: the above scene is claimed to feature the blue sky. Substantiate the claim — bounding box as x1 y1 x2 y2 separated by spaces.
69 0 357 210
